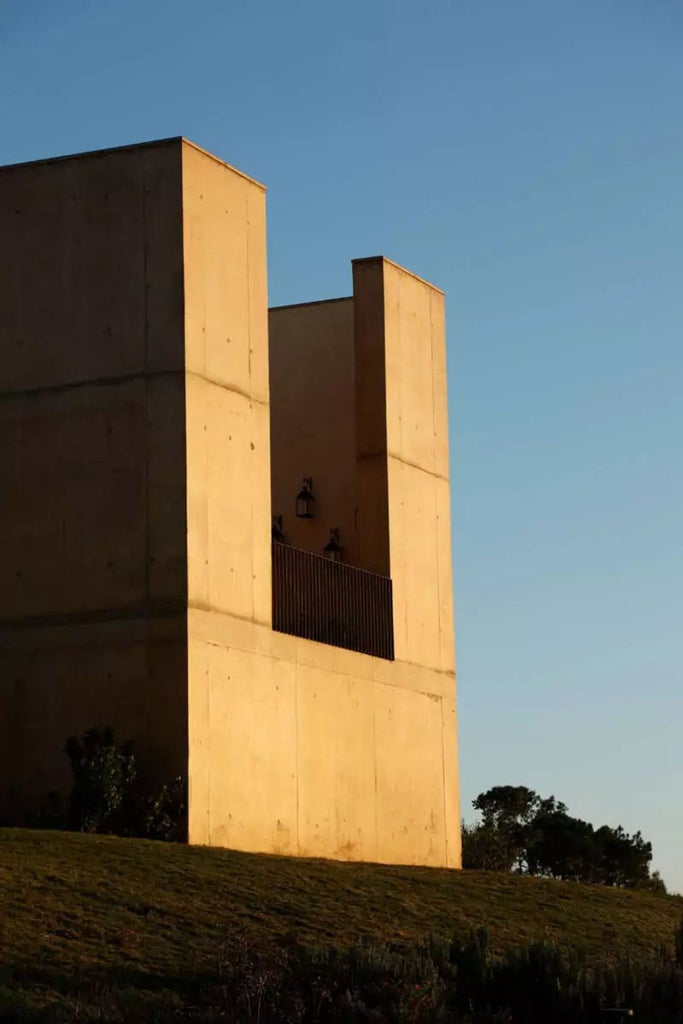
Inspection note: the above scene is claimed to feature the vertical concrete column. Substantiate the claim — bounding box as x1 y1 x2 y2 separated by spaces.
181 142 272 846
353 256 455 674
181 142 271 627
353 256 460 867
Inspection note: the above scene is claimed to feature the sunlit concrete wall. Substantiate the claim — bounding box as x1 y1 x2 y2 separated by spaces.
188 609 459 865
268 258 457 673
353 257 455 674
354 258 460 864
189 244 460 865
181 142 271 627
0 140 189 818
1 138 459 867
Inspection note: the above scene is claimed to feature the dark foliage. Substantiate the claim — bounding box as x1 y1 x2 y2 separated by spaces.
39 726 187 841
65 726 137 834
5 921 683 1021
142 775 187 842
464 785 665 892
462 820 515 872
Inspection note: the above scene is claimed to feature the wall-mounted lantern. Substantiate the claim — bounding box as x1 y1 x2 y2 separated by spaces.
295 477 315 519
324 527 342 562
272 514 286 543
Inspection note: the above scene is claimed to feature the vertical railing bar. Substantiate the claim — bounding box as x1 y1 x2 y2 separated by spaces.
271 541 394 660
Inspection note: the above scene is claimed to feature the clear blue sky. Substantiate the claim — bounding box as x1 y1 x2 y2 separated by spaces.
2 1 681 891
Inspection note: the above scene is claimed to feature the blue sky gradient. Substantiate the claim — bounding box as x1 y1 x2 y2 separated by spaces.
2 0 681 890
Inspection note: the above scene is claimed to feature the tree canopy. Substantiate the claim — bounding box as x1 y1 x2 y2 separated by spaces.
462 785 666 892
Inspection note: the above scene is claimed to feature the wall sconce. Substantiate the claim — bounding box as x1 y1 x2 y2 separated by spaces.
295 476 315 518
324 527 342 562
272 514 285 543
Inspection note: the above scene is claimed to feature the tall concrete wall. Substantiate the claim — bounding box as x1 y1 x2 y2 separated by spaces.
180 142 274 845
0 140 188 818
352 257 460 863
0 138 460 868
182 141 271 627
353 258 456 674
190 250 460 865
269 298 357 562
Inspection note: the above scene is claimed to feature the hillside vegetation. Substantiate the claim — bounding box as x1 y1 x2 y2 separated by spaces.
1 829 681 1020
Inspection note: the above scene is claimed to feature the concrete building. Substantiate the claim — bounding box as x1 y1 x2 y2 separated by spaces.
0 138 461 867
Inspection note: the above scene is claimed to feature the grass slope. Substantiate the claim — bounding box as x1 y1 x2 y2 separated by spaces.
2 829 681 1016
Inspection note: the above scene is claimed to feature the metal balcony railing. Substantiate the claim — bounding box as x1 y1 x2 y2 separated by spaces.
272 541 394 660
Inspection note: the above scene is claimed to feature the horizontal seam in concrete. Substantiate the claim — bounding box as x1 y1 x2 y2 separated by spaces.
358 449 449 482
0 368 183 402
187 602 269 628
388 452 449 482
185 370 268 406
269 296 353 312
289 636 456 682
196 630 455 698
0 600 186 633
189 607 455 685
396 660 455 680
0 370 269 406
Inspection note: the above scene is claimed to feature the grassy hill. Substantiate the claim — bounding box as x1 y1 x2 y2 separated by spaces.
2 828 681 1020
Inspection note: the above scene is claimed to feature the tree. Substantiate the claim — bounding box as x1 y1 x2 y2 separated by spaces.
463 785 664 891
646 870 668 895
462 820 516 871
526 811 598 882
470 786 567 873
593 825 652 888
470 786 540 872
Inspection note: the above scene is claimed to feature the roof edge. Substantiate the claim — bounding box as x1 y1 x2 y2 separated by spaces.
0 137 266 191
269 295 353 312
0 136 183 173
352 255 444 295
180 138 266 191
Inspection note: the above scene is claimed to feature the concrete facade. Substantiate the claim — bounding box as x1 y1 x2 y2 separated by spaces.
0 138 461 868
0 140 188 819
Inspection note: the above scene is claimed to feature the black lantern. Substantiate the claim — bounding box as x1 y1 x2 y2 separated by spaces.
324 527 342 562
272 514 285 543
295 476 315 518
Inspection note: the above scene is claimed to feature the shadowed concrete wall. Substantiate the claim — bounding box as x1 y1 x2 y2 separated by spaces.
0 140 188 817
269 297 357 562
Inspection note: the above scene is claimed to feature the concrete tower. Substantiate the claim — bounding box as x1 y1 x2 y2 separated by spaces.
0 138 460 867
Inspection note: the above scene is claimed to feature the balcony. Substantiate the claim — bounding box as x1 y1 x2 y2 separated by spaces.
272 541 394 660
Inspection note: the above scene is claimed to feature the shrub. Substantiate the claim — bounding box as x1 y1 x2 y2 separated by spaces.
65 726 137 833
142 775 187 842
191 921 683 1022
58 726 185 841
